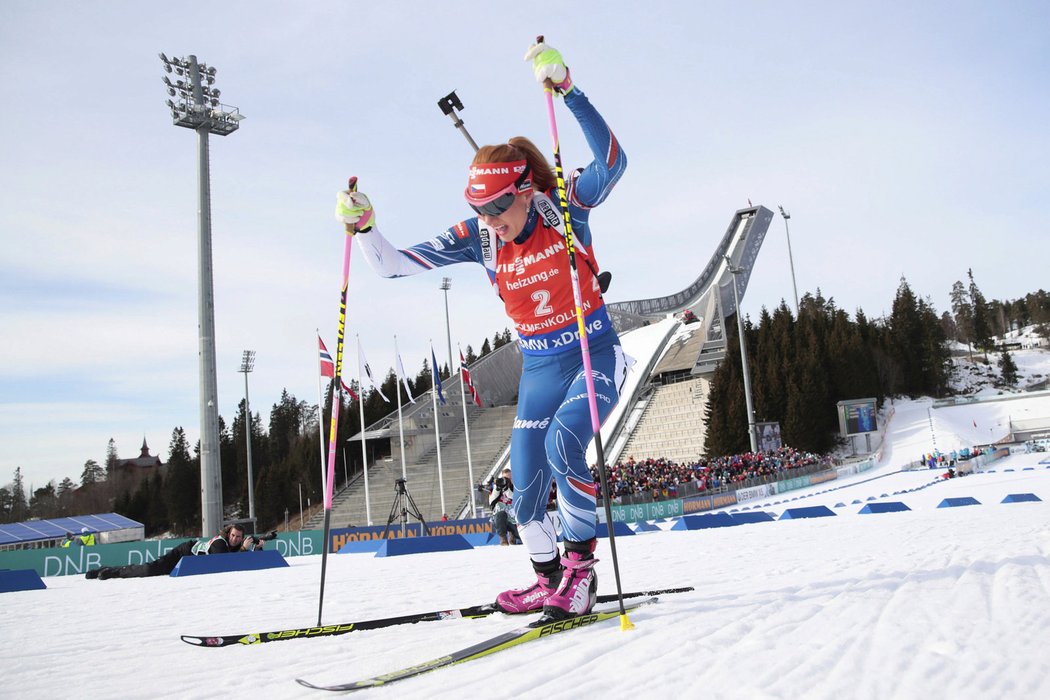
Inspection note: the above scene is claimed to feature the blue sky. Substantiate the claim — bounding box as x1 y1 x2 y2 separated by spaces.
1 1 1047 490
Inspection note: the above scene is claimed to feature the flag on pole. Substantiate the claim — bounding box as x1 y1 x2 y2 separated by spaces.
460 350 482 407
319 336 335 378
341 379 359 402
431 346 446 405
395 350 416 404
358 341 389 402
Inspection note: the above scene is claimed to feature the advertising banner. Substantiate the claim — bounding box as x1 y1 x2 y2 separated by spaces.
736 484 774 504
0 531 323 578
328 518 494 554
682 491 739 514
603 499 684 524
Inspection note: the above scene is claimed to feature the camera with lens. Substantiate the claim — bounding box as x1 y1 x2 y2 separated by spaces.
494 476 509 490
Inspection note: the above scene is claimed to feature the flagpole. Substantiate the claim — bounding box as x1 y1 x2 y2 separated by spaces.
430 343 446 518
315 331 328 501
394 335 408 537
458 344 477 518
357 336 372 526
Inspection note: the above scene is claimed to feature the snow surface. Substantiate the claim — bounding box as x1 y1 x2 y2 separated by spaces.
3 398 1050 698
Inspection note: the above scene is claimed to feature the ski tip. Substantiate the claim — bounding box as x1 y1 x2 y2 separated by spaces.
180 635 227 647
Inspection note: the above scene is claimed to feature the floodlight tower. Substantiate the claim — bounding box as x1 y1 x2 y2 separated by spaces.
159 53 245 537
440 278 454 380
239 350 257 523
725 256 759 453
778 205 800 316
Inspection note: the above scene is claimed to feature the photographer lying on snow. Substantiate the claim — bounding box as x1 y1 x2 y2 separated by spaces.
86 523 275 580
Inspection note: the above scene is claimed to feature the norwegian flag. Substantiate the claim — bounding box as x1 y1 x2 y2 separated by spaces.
319 336 335 378
460 350 482 407
340 378 359 402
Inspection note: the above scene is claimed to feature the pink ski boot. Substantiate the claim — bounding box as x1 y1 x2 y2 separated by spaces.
495 558 563 613
542 539 598 620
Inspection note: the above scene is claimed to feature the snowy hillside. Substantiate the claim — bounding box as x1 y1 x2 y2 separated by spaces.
950 326 1050 395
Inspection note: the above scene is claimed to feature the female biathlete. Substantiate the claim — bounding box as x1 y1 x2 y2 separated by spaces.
335 40 628 620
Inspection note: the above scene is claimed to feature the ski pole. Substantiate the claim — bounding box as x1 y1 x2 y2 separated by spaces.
317 176 358 626
437 90 480 153
535 36 633 631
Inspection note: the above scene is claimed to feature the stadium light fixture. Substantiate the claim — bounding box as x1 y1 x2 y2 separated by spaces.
159 52 244 537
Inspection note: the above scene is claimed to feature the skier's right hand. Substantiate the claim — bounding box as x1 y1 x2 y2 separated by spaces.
335 178 375 234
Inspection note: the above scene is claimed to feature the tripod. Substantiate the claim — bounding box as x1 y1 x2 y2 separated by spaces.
381 478 431 540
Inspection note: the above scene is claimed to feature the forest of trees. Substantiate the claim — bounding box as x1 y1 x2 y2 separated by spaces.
0 329 519 535
703 274 1049 456
3 273 1047 535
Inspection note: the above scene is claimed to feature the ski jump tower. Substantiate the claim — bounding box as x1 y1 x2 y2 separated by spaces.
606 204 775 373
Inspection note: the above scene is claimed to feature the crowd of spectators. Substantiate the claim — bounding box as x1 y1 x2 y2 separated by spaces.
591 447 832 501
476 447 832 508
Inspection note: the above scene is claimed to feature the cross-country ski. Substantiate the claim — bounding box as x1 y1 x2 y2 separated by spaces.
180 587 693 647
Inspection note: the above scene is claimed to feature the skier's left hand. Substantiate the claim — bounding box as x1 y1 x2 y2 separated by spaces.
525 39 572 94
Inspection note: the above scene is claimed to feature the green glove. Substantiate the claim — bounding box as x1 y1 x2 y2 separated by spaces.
335 187 375 234
524 40 573 94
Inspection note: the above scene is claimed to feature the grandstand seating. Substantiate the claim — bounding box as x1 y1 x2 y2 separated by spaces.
619 377 709 463
307 405 517 528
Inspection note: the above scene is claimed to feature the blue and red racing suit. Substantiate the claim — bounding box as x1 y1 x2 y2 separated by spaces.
355 85 628 556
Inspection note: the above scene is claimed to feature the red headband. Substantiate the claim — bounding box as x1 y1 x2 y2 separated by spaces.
465 160 532 205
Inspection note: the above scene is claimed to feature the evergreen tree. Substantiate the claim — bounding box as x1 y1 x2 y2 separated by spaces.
113 489 131 520
270 389 304 465
146 472 168 535
80 459 105 487
57 476 76 497
56 477 76 515
104 438 120 478
783 355 833 453
704 319 749 455
988 299 1008 337
0 487 13 522
918 297 951 396
968 269 993 354
10 467 29 521
998 346 1019 387
939 311 958 346
949 280 972 351
479 338 492 357
417 358 434 394
465 345 478 364
29 482 54 518
123 477 150 527
164 427 199 535
219 414 239 507
888 277 925 395
750 306 778 420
